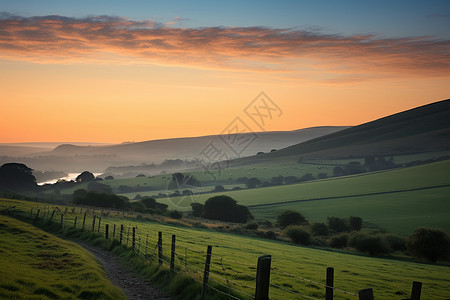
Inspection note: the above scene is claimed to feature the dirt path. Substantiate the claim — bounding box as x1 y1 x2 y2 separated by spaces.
78 242 171 300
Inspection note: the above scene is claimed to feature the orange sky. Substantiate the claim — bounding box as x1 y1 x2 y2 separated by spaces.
0 15 449 143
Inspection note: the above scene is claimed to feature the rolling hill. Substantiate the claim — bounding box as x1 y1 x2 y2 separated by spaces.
231 99 450 166
0 126 348 172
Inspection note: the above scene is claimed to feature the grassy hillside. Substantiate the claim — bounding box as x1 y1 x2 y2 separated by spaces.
232 99 450 165
162 160 450 235
2 198 449 299
0 214 126 300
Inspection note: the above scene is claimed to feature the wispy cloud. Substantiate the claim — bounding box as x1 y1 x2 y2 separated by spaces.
0 14 449 81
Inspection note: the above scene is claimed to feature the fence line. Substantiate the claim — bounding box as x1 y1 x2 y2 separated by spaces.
0 205 423 300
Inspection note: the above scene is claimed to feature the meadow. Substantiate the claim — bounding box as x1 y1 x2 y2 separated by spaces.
1 198 449 299
0 213 126 300
158 159 450 235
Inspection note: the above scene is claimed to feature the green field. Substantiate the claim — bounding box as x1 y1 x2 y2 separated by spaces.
0 214 126 300
2 198 449 299
153 160 450 235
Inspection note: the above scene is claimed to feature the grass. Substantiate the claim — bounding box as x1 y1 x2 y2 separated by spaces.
159 159 450 235
2 198 450 299
0 214 126 300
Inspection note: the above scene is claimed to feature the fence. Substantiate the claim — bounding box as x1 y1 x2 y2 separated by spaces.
2 205 423 300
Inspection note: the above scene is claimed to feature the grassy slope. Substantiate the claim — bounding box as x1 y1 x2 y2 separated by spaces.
2 198 450 299
162 160 450 235
232 98 450 165
0 214 126 300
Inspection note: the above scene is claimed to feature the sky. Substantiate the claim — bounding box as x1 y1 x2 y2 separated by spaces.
0 0 449 143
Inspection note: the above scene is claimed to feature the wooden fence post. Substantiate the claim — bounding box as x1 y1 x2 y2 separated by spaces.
73 217 77 228
358 288 374 300
97 217 101 233
49 210 55 223
255 255 271 300
105 224 109 240
411 281 422 300
119 224 124 244
92 215 96 232
171 235 176 273
201 245 213 300
132 227 136 251
145 233 149 255
60 214 64 228
158 231 163 266
82 213 86 230
113 224 116 239
326 267 334 300
35 209 40 222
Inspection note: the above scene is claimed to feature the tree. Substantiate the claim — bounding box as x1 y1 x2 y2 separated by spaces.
191 203 204 217
327 216 349 233
214 185 226 192
76 171 95 183
169 210 183 219
406 227 449 262
141 197 157 208
311 223 329 236
203 195 253 223
277 211 308 229
246 177 261 188
349 216 363 231
0 163 37 192
104 175 114 180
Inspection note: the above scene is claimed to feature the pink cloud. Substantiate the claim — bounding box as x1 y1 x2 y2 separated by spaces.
0 14 449 80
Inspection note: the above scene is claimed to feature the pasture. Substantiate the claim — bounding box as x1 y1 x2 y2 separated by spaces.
1 198 450 299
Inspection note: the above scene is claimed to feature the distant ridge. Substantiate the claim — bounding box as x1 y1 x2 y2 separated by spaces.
0 126 348 172
233 99 450 165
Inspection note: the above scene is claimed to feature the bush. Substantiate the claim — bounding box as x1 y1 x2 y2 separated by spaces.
246 177 261 188
348 232 390 255
203 195 253 223
311 223 329 236
190 203 204 217
258 220 273 228
349 216 363 231
406 227 449 262
244 222 259 230
169 210 183 219
214 185 226 192
329 233 349 249
277 210 308 229
327 217 349 233
284 226 311 245
383 234 406 252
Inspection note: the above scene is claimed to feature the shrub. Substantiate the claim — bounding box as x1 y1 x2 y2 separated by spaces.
348 232 390 255
258 220 273 228
330 233 349 249
265 231 277 240
169 210 183 219
311 223 329 236
213 185 226 192
203 195 253 223
190 203 204 217
327 217 349 233
383 234 406 252
285 226 311 245
277 210 308 229
406 227 449 262
244 222 259 230
349 216 363 231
